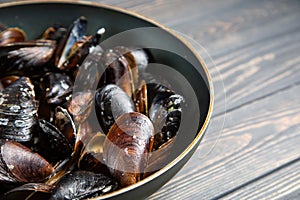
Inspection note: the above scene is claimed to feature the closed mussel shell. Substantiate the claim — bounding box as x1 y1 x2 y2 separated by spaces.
0 77 38 142
0 139 54 183
0 28 26 46
95 84 135 134
103 112 154 187
51 171 118 200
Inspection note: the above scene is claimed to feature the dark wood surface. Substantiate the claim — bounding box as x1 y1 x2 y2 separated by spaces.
1 0 300 199
96 1 300 199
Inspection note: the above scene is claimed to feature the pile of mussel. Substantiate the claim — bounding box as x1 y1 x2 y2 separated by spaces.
0 16 184 199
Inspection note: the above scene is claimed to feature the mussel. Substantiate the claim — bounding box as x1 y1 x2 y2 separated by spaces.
0 77 38 142
51 171 118 200
36 119 73 164
99 46 149 98
103 112 154 187
55 16 88 71
40 72 73 105
0 139 54 183
0 75 20 90
95 84 135 134
54 106 76 146
0 27 26 45
147 83 184 150
68 90 94 124
0 40 56 74
0 15 186 199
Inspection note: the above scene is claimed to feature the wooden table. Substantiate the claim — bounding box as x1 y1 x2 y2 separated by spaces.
1 0 300 199
95 1 300 199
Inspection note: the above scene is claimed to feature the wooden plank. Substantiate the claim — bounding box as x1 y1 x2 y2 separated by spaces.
99 0 300 116
1 0 300 199
148 80 300 199
221 159 300 200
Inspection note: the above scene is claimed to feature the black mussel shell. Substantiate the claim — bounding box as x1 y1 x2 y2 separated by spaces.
40 72 73 105
95 84 135 134
55 16 87 70
72 45 104 91
54 106 76 147
36 120 73 164
147 83 174 106
51 171 118 200
0 77 38 142
149 93 184 150
147 83 184 149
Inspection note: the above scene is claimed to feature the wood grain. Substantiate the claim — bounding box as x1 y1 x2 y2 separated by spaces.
149 82 300 199
1 0 299 199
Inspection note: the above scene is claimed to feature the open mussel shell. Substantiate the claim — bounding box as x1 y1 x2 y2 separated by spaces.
55 16 88 70
0 77 38 142
0 40 56 74
103 112 154 187
113 46 149 72
150 94 184 150
95 84 135 134
41 26 67 43
40 72 73 106
0 27 26 46
37 119 73 164
0 139 54 183
144 136 176 177
78 132 109 175
1 183 54 200
68 90 94 124
147 83 185 150
54 106 76 146
51 171 118 200
133 80 148 115
99 48 134 96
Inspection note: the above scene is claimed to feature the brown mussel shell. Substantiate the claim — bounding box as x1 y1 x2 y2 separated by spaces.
0 28 26 46
0 40 56 74
78 132 109 175
0 75 20 90
0 77 38 142
103 112 154 187
133 80 148 115
68 90 94 124
0 139 54 183
100 48 133 97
